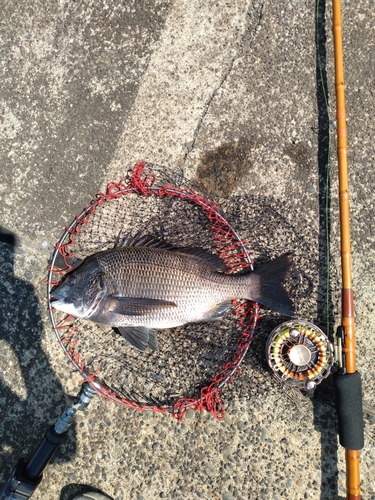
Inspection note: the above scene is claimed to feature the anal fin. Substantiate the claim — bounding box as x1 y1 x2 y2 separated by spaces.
201 300 232 322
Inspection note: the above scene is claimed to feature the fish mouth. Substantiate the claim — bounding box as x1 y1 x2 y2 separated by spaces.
50 283 72 304
50 286 78 315
50 298 81 317
50 298 64 311
50 284 64 300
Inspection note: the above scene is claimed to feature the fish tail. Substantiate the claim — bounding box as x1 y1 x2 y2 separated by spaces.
251 253 294 316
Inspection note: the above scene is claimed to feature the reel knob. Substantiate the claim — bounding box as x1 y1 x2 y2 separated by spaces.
266 320 334 390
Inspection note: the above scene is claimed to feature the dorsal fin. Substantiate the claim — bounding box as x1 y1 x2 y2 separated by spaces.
114 231 227 271
114 231 175 250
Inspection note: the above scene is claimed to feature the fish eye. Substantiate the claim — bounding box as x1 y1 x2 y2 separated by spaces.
67 276 76 286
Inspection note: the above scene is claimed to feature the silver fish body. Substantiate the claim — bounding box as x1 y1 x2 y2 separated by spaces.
52 236 294 351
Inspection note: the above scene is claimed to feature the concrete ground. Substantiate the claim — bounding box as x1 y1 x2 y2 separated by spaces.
1 1 374 499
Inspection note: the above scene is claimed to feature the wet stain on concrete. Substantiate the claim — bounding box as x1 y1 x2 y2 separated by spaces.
283 141 311 170
195 135 259 197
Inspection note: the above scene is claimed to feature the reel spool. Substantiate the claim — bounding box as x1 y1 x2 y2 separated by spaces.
266 320 334 390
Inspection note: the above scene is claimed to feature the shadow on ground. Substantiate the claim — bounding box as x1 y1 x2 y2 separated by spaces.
0 227 75 486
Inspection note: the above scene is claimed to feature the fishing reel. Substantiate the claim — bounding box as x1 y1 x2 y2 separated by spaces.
266 320 334 390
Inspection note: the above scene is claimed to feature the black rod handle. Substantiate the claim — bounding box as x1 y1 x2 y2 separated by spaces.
334 371 364 450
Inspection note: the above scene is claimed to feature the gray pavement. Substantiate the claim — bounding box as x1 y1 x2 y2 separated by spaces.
1 1 374 499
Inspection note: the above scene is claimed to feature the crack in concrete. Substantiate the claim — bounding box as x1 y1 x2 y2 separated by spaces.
183 1 264 164
247 1 264 43
182 55 237 163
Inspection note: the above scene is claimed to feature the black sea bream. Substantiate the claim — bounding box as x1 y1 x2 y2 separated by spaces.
52 234 294 351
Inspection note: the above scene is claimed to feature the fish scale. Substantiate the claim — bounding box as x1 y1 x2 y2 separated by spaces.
95 248 240 327
99 249 231 296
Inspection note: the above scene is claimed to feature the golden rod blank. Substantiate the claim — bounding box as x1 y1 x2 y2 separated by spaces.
332 0 361 498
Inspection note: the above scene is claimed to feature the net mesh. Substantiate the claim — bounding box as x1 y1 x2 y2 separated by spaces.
47 163 261 421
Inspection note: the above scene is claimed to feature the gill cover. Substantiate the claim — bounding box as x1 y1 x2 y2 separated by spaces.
52 258 106 318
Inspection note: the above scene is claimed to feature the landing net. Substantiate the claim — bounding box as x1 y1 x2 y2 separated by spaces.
47 163 260 421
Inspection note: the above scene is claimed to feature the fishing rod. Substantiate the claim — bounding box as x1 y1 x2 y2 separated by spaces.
331 1 364 498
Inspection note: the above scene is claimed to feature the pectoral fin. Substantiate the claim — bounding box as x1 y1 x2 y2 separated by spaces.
108 296 177 316
117 326 158 351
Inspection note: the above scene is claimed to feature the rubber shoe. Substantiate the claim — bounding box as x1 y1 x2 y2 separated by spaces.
73 493 112 500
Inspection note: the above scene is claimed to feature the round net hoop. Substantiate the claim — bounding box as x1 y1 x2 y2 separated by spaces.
47 162 260 421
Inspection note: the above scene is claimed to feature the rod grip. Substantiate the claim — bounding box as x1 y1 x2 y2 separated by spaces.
334 371 364 450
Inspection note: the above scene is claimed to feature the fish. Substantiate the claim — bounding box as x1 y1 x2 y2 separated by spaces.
51 233 294 352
